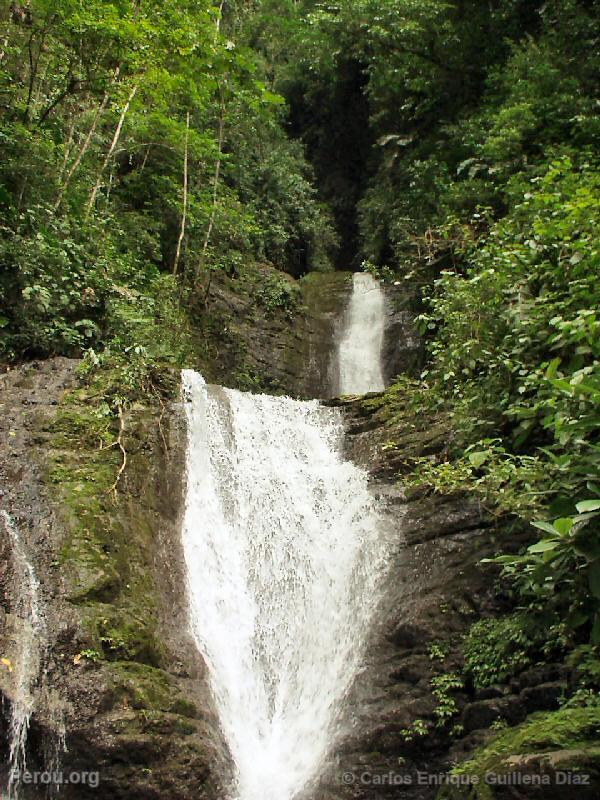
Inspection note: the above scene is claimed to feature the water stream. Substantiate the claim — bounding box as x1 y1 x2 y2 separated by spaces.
1 510 44 800
181 374 388 800
338 273 386 395
180 270 389 799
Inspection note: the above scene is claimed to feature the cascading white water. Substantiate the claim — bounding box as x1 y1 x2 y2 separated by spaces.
1 510 44 800
181 370 388 800
338 272 386 394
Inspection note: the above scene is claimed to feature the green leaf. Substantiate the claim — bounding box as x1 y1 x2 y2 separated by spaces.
468 451 489 468
262 91 285 105
553 518 574 536
545 358 561 379
528 539 560 554
531 520 558 536
576 500 600 514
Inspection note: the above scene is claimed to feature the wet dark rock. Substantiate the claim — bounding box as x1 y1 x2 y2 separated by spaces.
388 623 431 649
462 696 527 734
520 682 566 714
475 685 509 701
382 282 424 382
515 664 571 690
197 266 354 399
462 700 504 733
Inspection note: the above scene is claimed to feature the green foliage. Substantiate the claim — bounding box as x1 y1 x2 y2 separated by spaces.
78 648 103 664
431 673 463 727
403 158 600 637
464 615 536 691
399 670 463 742
254 271 301 317
398 717 430 743
487 501 600 644
450 703 600 779
567 645 600 692
408 440 549 518
0 0 331 366
428 642 447 663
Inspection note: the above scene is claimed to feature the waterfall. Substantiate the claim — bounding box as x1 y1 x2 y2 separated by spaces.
1 510 44 800
338 272 386 394
181 370 388 800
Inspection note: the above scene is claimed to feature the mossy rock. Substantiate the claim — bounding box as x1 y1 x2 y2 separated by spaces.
106 662 197 719
438 704 600 799
82 603 163 666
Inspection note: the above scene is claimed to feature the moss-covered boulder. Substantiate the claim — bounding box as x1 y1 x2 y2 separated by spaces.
438 705 600 799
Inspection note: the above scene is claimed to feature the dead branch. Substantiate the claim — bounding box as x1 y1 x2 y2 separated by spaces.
107 402 127 500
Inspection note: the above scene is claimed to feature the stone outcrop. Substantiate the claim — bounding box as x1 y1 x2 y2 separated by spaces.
0 359 229 799
197 266 422 399
191 265 354 399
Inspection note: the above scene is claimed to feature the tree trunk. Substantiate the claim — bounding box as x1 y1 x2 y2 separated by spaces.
85 81 137 216
173 111 190 276
54 65 121 210
53 91 110 211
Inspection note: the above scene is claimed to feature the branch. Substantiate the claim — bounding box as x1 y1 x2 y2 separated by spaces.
38 74 78 125
53 86 112 211
23 14 56 122
107 402 127 499
377 36 454 73
23 27 36 121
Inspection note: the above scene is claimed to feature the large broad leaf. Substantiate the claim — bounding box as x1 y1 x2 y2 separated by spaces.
482 555 520 565
468 450 489 468
589 560 600 599
576 499 600 514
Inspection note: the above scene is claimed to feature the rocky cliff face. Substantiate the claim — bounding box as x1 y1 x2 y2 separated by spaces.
311 395 593 800
189 266 353 399
381 283 424 383
196 266 422 399
0 359 229 799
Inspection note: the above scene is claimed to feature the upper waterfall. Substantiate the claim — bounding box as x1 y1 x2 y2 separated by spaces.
338 272 386 395
181 370 388 800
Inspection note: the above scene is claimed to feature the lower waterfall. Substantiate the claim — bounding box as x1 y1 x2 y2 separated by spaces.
181 370 388 800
